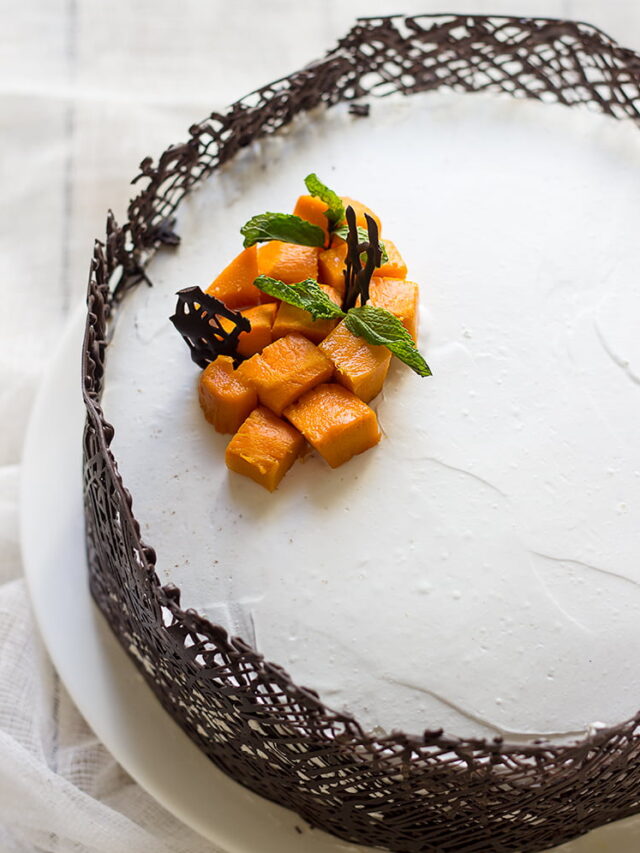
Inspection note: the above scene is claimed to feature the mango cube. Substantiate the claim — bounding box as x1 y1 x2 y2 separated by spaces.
221 302 277 358
199 356 257 434
319 321 391 403
206 245 261 309
240 333 333 416
375 239 407 279
284 383 380 468
225 406 305 491
257 241 320 285
293 194 330 242
369 277 419 341
318 238 347 296
272 284 342 344
340 196 382 233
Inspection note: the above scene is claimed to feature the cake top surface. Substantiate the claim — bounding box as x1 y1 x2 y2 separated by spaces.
102 90 640 740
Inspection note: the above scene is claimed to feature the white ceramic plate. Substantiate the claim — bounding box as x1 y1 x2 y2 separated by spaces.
19 305 640 853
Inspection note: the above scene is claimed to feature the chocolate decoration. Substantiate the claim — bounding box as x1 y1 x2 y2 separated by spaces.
342 208 381 310
82 15 640 853
349 102 370 117
170 286 250 368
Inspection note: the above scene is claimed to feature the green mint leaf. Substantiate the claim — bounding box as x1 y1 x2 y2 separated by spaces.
344 305 431 377
304 173 345 228
254 276 346 321
333 225 389 265
241 213 326 248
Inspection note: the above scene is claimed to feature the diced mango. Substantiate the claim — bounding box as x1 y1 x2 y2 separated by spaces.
284 383 380 468
318 237 348 296
319 321 391 403
240 333 333 416
340 196 382 233
369 277 419 341
293 195 329 242
220 302 277 358
257 241 320 285
272 284 342 344
206 245 261 309
225 406 305 491
375 239 407 279
199 356 258 434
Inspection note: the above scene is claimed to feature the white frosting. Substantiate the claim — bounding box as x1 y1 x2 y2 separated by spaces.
102 92 640 740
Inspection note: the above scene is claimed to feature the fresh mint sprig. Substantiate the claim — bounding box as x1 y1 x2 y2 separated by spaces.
253 276 430 377
304 173 345 228
344 305 431 377
240 213 325 248
254 276 345 321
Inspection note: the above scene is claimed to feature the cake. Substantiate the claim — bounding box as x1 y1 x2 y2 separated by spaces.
82 14 640 853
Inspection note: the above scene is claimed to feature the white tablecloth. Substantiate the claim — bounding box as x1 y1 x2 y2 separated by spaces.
2 1 639 850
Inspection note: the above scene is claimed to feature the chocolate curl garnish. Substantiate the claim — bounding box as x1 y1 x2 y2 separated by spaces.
342 207 382 311
170 286 250 369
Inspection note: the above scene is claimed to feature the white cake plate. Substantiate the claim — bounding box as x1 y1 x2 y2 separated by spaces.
20 307 640 853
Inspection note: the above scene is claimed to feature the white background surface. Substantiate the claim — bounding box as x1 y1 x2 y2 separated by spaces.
3 2 640 851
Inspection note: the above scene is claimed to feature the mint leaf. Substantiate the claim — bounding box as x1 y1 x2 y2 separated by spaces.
254 276 346 321
344 305 431 376
333 225 389 265
304 173 344 228
241 213 325 248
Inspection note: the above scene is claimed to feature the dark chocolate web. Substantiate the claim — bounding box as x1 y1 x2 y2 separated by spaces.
82 14 640 853
170 286 250 368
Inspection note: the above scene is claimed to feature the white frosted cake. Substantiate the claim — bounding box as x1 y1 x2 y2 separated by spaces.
101 91 640 743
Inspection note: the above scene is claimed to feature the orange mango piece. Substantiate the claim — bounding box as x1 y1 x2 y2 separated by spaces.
220 302 277 358
240 333 333 416
318 237 348 296
206 245 261 309
319 321 391 403
375 239 407 279
199 356 257 434
257 241 320 285
284 383 380 469
340 196 382 233
225 406 305 492
293 195 329 242
369 277 419 341
272 284 342 344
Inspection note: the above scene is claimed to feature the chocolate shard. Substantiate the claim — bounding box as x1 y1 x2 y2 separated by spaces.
153 217 181 246
349 102 370 117
342 207 382 310
170 286 250 368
